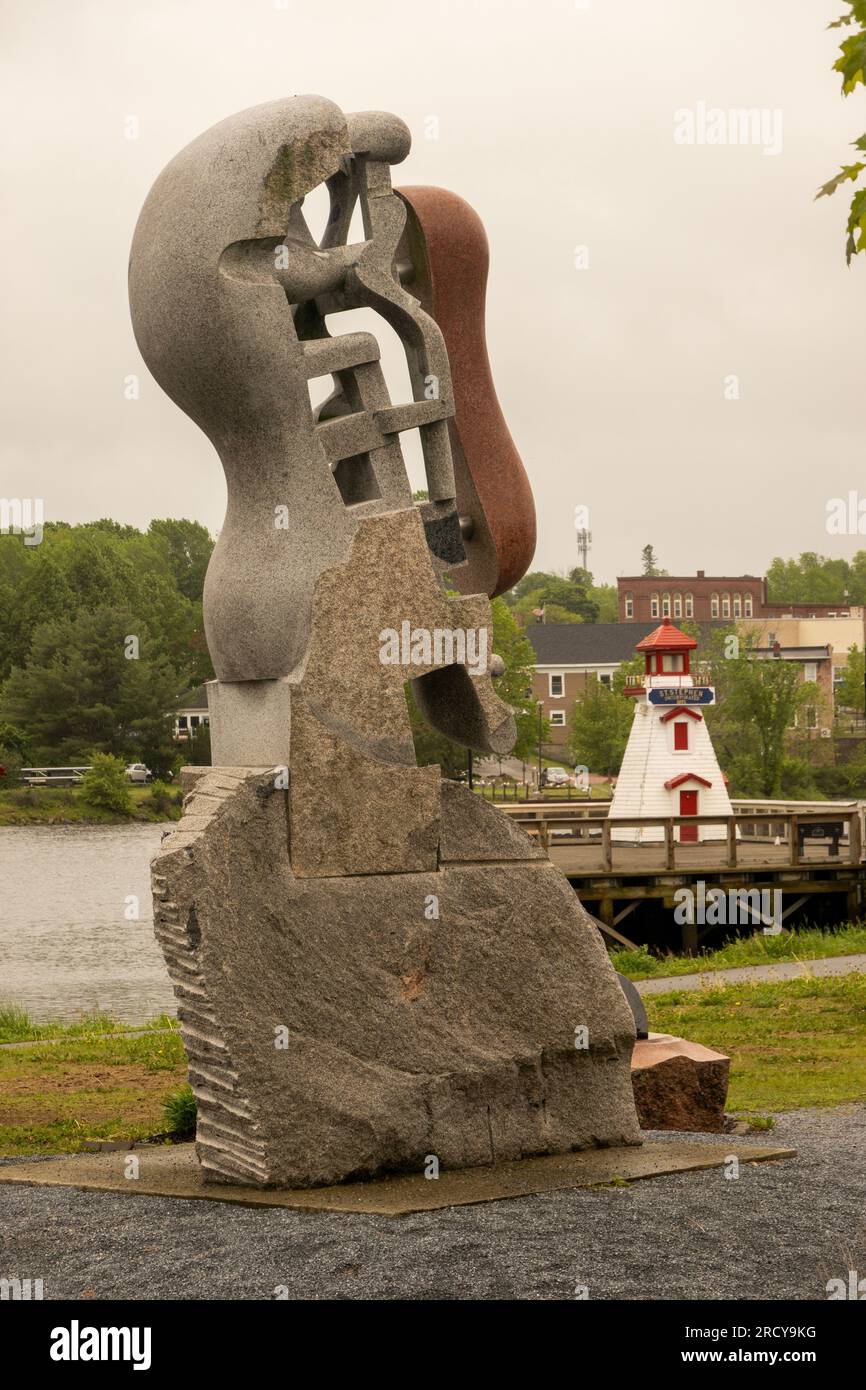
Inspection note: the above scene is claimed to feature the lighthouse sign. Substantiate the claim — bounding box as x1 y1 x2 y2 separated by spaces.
648 686 715 706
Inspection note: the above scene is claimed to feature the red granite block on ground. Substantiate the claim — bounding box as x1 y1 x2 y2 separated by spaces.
631 1033 730 1133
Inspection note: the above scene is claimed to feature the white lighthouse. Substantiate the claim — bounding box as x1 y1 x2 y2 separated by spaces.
609 619 732 843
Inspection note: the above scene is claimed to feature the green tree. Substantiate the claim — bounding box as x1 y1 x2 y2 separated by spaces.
80 754 133 815
0 606 181 770
568 677 634 776
0 521 213 688
640 544 664 576
512 573 598 626
837 644 866 713
705 632 817 796
148 519 213 602
817 3 866 262
765 552 852 604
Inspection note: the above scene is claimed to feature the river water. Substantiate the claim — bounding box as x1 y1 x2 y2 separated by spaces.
0 824 176 1024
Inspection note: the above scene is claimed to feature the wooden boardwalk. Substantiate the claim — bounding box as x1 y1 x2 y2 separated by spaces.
496 803 866 951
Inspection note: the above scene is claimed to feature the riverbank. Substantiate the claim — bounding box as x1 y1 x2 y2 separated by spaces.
0 784 182 826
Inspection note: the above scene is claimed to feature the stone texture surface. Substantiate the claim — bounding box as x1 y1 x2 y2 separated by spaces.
631 1033 730 1133
397 186 536 598
439 782 546 863
287 509 515 876
153 770 641 1188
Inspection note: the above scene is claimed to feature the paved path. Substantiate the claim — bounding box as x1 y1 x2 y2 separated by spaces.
635 952 866 995
0 1106 862 1299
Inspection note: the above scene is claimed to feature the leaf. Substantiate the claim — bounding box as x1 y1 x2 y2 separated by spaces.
815 163 865 198
834 33 866 93
846 186 866 261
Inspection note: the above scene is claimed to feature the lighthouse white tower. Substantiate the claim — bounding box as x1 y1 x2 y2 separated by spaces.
609 619 732 843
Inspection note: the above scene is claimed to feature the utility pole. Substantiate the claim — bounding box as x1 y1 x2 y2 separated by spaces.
575 527 592 573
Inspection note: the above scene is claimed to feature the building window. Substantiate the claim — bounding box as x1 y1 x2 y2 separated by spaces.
549 673 564 698
549 710 566 727
673 593 682 618
733 594 742 617
177 715 188 729
673 721 689 751
651 593 660 618
722 593 731 618
711 593 719 618
803 705 818 729
662 592 671 617
803 662 817 683
599 673 611 687
744 594 753 617
685 593 694 618
624 592 634 620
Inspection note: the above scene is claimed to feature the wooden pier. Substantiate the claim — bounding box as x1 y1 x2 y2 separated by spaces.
497 802 866 952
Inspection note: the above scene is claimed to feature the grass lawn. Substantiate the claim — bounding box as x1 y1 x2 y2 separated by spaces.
1 973 865 1155
646 974 866 1113
0 784 182 826
0 1016 186 1157
612 923 866 981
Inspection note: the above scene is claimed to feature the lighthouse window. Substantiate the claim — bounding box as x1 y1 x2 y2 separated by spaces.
661 653 684 673
733 594 742 617
722 593 731 617
673 721 689 751
711 593 720 618
662 593 671 617
673 594 682 617
685 593 694 618
650 592 660 618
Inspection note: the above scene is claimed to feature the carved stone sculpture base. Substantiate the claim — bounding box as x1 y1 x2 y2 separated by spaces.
152 770 641 1187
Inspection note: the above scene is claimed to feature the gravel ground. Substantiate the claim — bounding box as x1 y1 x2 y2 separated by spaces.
1 1105 864 1301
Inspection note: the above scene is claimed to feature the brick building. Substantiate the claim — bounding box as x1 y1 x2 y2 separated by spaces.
618 573 866 627
618 572 764 623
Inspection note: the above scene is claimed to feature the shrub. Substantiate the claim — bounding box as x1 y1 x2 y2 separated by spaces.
0 745 23 789
147 779 179 818
163 1083 197 1137
79 754 133 815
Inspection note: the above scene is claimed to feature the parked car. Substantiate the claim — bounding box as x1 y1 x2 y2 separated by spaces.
125 763 153 784
540 766 571 788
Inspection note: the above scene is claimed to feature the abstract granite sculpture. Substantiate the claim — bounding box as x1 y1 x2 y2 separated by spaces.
130 96 640 1187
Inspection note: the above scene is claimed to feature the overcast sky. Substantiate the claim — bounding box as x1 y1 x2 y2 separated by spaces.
2 0 863 585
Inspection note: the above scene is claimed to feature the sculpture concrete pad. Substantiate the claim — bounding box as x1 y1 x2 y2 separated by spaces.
0 1141 795 1216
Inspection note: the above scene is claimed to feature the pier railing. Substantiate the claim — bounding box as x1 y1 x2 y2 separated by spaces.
498 805 864 872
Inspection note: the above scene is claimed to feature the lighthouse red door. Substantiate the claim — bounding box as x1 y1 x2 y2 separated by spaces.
679 789 698 842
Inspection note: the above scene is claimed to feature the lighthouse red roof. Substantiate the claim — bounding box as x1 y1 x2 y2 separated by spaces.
635 619 697 653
